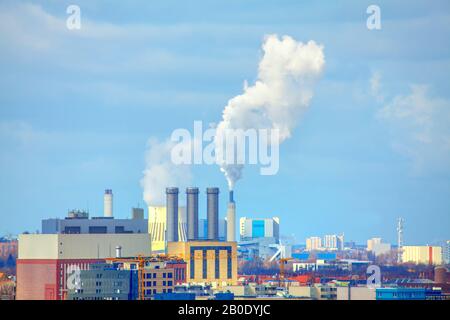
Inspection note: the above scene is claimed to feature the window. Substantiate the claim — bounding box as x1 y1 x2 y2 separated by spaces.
168 281 172 286
168 273 173 279
88 226 107 234
163 281 166 286
163 273 166 278
153 281 156 286
168 289 172 293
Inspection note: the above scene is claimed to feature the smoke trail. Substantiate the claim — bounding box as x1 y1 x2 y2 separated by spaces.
140 137 192 206
215 34 325 190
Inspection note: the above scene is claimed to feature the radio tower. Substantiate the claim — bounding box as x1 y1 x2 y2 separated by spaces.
397 217 404 264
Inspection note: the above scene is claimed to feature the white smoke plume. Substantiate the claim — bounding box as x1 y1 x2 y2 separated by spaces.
215 34 325 190
140 138 192 206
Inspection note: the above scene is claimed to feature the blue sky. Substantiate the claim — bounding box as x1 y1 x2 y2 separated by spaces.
0 0 449 244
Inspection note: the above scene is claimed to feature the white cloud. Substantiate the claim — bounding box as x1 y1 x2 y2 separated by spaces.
377 85 450 174
369 71 384 103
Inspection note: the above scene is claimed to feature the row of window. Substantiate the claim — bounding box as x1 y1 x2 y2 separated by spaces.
144 280 173 287
144 272 173 279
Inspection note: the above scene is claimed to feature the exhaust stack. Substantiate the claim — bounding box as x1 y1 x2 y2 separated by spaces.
104 189 113 218
166 187 179 242
226 190 236 242
206 187 219 241
186 187 199 241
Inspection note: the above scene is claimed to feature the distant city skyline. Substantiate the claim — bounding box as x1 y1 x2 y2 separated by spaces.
1 0 449 245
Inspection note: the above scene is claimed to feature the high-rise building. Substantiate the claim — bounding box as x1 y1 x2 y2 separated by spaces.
443 240 450 265
239 217 279 242
367 238 391 256
323 234 345 251
367 238 382 252
402 246 443 265
306 237 322 251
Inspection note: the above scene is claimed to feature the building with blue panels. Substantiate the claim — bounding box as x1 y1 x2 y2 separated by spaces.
376 287 444 300
239 217 279 242
68 263 139 300
198 218 227 241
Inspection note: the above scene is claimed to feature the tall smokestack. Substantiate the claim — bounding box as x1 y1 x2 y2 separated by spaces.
104 189 113 218
227 190 236 242
206 187 219 241
166 187 179 242
186 187 199 241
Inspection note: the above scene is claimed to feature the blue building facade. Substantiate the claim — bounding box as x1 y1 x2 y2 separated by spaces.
376 287 444 300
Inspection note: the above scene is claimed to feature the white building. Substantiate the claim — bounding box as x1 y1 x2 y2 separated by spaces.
367 238 391 256
239 217 279 242
367 238 382 251
323 234 344 251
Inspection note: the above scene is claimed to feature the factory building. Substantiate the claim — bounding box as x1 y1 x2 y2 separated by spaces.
166 187 238 287
239 217 279 242
148 205 187 251
402 246 443 265
198 218 227 241
16 233 152 300
42 212 147 235
167 241 237 287
42 190 148 234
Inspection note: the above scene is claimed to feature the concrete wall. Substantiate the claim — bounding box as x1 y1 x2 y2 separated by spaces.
336 286 376 300
19 234 152 259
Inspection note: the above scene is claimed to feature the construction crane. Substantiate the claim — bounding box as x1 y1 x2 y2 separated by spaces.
278 257 293 288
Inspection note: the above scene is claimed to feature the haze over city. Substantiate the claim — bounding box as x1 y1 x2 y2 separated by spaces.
1 0 449 246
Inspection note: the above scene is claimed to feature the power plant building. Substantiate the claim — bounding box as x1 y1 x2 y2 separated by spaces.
199 218 227 241
42 189 148 234
16 233 152 300
166 187 237 287
167 241 238 287
148 206 187 251
239 217 279 242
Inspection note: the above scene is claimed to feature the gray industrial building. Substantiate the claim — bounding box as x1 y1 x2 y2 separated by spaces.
42 214 148 234
42 189 147 234
68 263 139 300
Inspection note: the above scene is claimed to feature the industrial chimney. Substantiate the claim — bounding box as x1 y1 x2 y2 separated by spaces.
186 187 199 241
104 189 113 218
206 187 219 241
166 187 179 242
115 245 122 258
226 190 236 242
